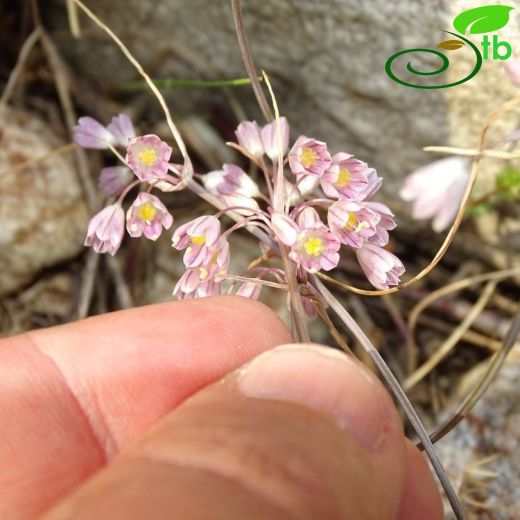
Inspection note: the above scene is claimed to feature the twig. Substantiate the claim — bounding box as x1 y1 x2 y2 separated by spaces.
423 145 520 160
408 267 520 340
222 274 287 290
417 304 520 449
106 255 133 309
38 27 98 211
404 281 497 390
34 3 134 317
314 305 353 356
312 276 466 520
70 0 192 174
0 28 41 110
76 251 99 319
417 315 504 352
66 0 82 38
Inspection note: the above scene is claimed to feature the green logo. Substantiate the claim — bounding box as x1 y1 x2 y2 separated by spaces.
385 5 514 89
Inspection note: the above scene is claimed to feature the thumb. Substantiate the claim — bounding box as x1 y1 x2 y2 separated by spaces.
41 344 442 520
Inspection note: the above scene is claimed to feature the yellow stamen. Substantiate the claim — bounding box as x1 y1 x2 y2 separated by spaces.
138 201 157 223
336 167 351 187
300 147 317 168
344 213 357 231
303 236 324 257
139 148 158 166
191 234 206 246
355 221 370 233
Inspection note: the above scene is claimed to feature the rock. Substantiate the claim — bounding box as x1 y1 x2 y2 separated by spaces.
50 0 520 196
0 108 88 295
436 346 520 518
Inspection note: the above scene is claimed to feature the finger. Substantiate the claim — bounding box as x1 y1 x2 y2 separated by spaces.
398 440 444 520
0 296 290 520
42 345 422 520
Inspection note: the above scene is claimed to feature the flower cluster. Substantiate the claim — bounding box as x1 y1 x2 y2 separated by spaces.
76 112 405 314
76 114 175 253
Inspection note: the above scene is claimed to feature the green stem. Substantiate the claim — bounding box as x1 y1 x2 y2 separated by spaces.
118 77 259 92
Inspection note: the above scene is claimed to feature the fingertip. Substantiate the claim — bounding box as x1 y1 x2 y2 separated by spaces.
398 440 444 520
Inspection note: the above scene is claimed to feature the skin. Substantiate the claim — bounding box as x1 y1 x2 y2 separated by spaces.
0 296 443 519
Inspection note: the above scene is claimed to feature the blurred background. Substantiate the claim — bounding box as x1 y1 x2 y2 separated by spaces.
1 0 520 516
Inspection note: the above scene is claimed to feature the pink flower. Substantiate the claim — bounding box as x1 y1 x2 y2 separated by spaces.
172 215 221 268
126 134 172 181
274 208 340 273
356 243 405 290
289 136 331 180
99 166 133 197
327 200 379 248
320 152 370 200
400 157 470 232
107 114 136 147
173 237 230 300
203 164 260 214
505 58 520 87
84 204 125 255
199 237 230 280
358 169 383 201
235 280 262 300
235 121 263 158
261 117 289 161
73 116 115 149
271 212 300 245
173 270 222 300
203 164 260 198
126 193 173 240
362 201 396 247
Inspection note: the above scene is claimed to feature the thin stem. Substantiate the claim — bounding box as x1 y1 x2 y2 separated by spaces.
118 76 258 91
404 281 497 390
222 274 288 290
187 178 277 248
229 3 310 343
279 244 310 343
230 0 273 122
424 145 520 160
0 28 41 109
418 303 520 449
215 205 270 221
312 277 466 520
71 0 192 173
117 180 141 204
66 0 82 38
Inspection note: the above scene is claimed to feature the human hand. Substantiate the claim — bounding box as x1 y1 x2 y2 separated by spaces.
0 296 442 519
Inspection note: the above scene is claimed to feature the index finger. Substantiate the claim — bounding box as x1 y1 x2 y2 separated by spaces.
0 296 290 519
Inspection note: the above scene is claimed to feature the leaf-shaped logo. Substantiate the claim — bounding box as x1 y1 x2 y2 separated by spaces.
437 39 465 50
453 5 514 34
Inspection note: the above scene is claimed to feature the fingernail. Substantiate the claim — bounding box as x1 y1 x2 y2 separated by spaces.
237 344 394 451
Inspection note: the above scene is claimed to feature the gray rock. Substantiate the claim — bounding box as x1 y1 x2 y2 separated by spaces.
51 0 520 195
436 347 520 518
0 108 88 295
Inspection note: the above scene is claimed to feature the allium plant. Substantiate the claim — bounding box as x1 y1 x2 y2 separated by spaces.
75 113 405 306
68 0 481 515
